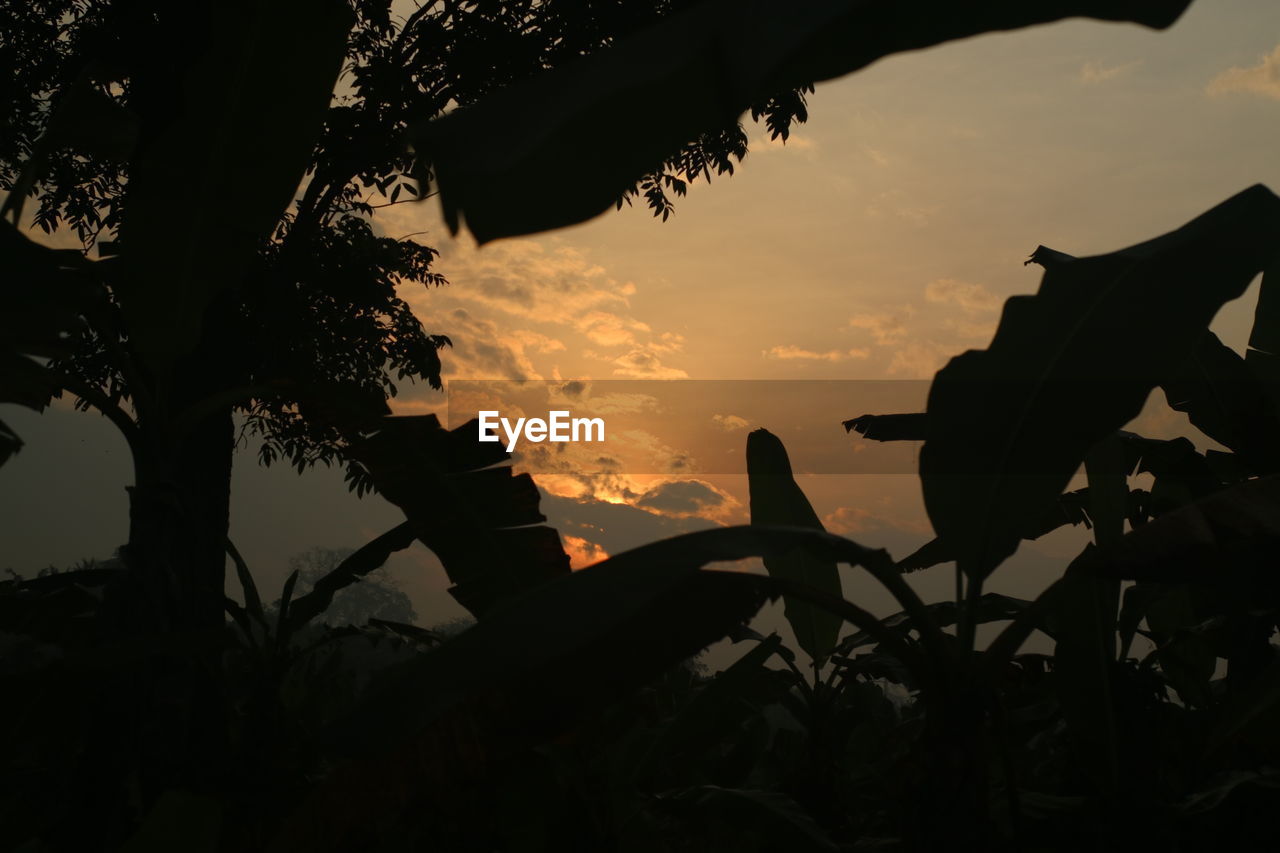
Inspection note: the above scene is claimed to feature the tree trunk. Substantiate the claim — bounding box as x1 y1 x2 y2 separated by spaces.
86 309 244 828
51 385 238 851
118 406 234 802
125 403 235 636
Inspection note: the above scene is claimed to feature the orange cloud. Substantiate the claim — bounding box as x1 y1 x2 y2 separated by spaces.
393 236 694 382
764 345 870 362
579 310 650 347
633 477 736 519
887 340 952 379
1208 44 1280 101
848 306 915 346
612 347 689 378
562 534 609 569
712 413 749 431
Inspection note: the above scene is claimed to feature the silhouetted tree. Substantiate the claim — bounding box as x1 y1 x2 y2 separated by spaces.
0 1 811 830
0 1 810 638
0 0 807 628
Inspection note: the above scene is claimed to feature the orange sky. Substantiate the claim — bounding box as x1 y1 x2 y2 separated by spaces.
5 1 1280 653
371 1 1280 633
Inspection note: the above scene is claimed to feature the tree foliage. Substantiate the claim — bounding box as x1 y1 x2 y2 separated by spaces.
0 0 811 477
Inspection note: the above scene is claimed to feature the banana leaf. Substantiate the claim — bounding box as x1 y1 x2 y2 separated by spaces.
411 0 1192 243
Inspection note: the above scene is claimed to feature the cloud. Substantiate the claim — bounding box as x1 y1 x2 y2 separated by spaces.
540 491 722 558
653 332 685 352
509 329 566 354
514 424 698 486
612 347 689 378
712 414 749 431
557 380 588 399
434 307 548 379
887 341 953 378
924 279 1001 314
537 471 641 503
848 283 996 373
634 478 733 517
1208 44 1280 101
822 506 876 535
1080 60 1141 85
822 504 934 539
394 237 692 382
848 306 915 346
547 382 660 415
561 533 609 569
615 429 698 474
538 474 740 524
443 241 625 324
764 345 870 362
579 310 650 347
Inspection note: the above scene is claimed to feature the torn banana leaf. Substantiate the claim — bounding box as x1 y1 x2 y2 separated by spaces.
921 185 1280 581
747 428 843 663
346 414 571 617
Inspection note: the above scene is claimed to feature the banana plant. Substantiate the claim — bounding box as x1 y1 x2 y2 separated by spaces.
275 181 1280 840
845 185 1280 645
264 519 953 852
747 427 843 667
841 186 1280 843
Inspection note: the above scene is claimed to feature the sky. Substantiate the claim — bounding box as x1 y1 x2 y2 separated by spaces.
4 0 1280 658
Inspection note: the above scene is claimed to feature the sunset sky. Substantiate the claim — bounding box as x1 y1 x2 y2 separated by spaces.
4 0 1280 654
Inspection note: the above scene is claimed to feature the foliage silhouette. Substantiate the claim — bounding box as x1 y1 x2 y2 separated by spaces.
0 2 812 831
281 541 418 629
344 413 572 617
267 525 913 852
919 187 1280 587
747 427 844 664
7 192 1280 850
840 188 1280 849
8 1 1280 851
0 0 815 640
413 0 1194 242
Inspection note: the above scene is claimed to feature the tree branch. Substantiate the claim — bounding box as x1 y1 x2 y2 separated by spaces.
45 365 141 450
